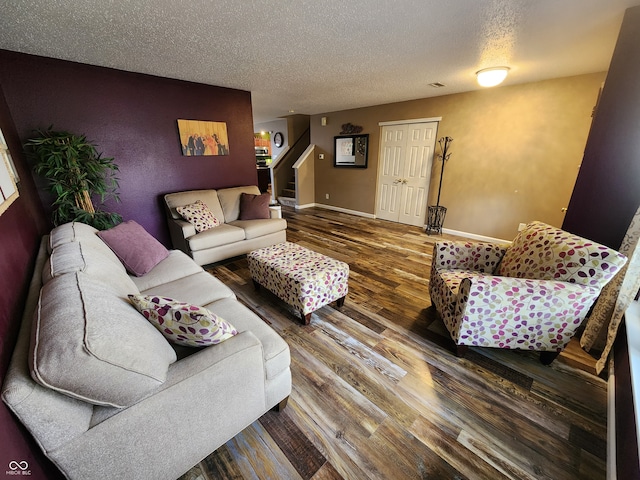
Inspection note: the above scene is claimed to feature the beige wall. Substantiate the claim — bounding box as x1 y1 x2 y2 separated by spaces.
311 72 606 240
287 113 311 145
296 146 316 206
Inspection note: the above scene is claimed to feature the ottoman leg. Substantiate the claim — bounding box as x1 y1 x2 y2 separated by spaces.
302 312 311 325
252 279 261 291
336 296 346 308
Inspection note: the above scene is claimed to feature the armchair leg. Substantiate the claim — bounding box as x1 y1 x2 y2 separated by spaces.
540 351 560 365
455 345 469 358
272 396 289 412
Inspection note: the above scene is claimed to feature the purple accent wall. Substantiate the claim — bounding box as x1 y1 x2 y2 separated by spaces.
562 6 640 248
0 50 258 246
562 6 640 476
0 85 60 478
0 49 258 478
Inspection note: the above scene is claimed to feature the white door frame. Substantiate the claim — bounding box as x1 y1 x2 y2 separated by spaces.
375 118 441 226
379 117 442 126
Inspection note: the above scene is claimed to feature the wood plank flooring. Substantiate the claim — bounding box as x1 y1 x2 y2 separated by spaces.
178 207 607 480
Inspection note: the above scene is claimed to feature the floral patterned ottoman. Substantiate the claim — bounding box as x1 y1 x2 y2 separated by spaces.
247 242 349 324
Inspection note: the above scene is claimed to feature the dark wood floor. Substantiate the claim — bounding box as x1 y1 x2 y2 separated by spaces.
179 207 607 480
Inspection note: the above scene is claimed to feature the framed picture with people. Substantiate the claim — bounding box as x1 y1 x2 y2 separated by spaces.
177 119 229 156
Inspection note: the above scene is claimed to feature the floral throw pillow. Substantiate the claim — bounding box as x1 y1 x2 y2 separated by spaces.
176 200 220 232
128 295 237 347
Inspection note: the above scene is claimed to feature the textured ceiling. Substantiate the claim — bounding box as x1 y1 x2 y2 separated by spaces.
0 0 638 123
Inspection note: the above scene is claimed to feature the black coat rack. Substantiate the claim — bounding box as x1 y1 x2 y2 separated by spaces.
426 136 452 235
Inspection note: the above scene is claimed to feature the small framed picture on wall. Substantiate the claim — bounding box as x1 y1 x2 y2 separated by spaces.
334 134 368 168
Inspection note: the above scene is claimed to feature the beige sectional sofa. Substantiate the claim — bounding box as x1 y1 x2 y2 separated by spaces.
164 185 287 265
2 222 291 480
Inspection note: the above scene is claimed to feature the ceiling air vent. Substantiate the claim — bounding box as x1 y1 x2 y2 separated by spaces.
428 82 446 88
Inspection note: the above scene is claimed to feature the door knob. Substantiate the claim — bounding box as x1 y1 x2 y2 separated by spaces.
393 179 400 184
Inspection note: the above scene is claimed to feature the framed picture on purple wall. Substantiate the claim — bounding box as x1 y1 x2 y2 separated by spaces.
177 119 229 156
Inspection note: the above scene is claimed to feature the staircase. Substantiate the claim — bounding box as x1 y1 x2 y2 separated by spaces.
271 116 311 209
278 179 296 207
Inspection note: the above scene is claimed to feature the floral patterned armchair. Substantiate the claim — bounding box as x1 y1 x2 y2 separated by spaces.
429 221 627 364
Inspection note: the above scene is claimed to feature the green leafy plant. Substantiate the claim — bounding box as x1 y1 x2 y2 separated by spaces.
25 128 122 230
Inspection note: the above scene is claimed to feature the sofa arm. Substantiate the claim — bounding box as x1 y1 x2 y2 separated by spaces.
166 217 196 254
432 240 508 273
163 330 264 386
52 331 268 480
454 274 601 350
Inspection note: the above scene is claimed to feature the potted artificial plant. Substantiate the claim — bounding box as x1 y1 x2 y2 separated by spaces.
25 128 122 230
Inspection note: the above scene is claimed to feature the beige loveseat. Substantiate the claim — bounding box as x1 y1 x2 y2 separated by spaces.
164 185 287 265
2 222 291 480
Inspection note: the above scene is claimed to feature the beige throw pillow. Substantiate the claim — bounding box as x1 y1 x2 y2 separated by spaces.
176 200 221 232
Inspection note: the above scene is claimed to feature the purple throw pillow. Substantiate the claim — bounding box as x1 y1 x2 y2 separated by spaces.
97 220 169 276
239 193 271 220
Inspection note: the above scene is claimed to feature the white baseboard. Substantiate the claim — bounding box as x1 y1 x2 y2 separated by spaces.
309 203 376 219
295 202 316 210
441 227 511 244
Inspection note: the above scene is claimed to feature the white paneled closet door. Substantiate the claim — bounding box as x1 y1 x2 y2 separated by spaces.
376 121 438 227
376 125 405 222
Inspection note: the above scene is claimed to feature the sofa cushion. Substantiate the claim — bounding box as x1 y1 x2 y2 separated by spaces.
140 271 235 306
217 186 261 223
48 222 126 270
165 190 225 224
496 221 627 289
30 272 177 408
176 200 221 232
130 250 204 292
229 218 288 240
187 224 246 252
239 192 271 220
203 297 290 380
48 222 99 251
43 241 140 298
98 220 170 277
43 241 87 281
129 295 237 347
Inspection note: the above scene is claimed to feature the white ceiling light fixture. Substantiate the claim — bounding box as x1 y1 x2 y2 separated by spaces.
476 67 510 87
